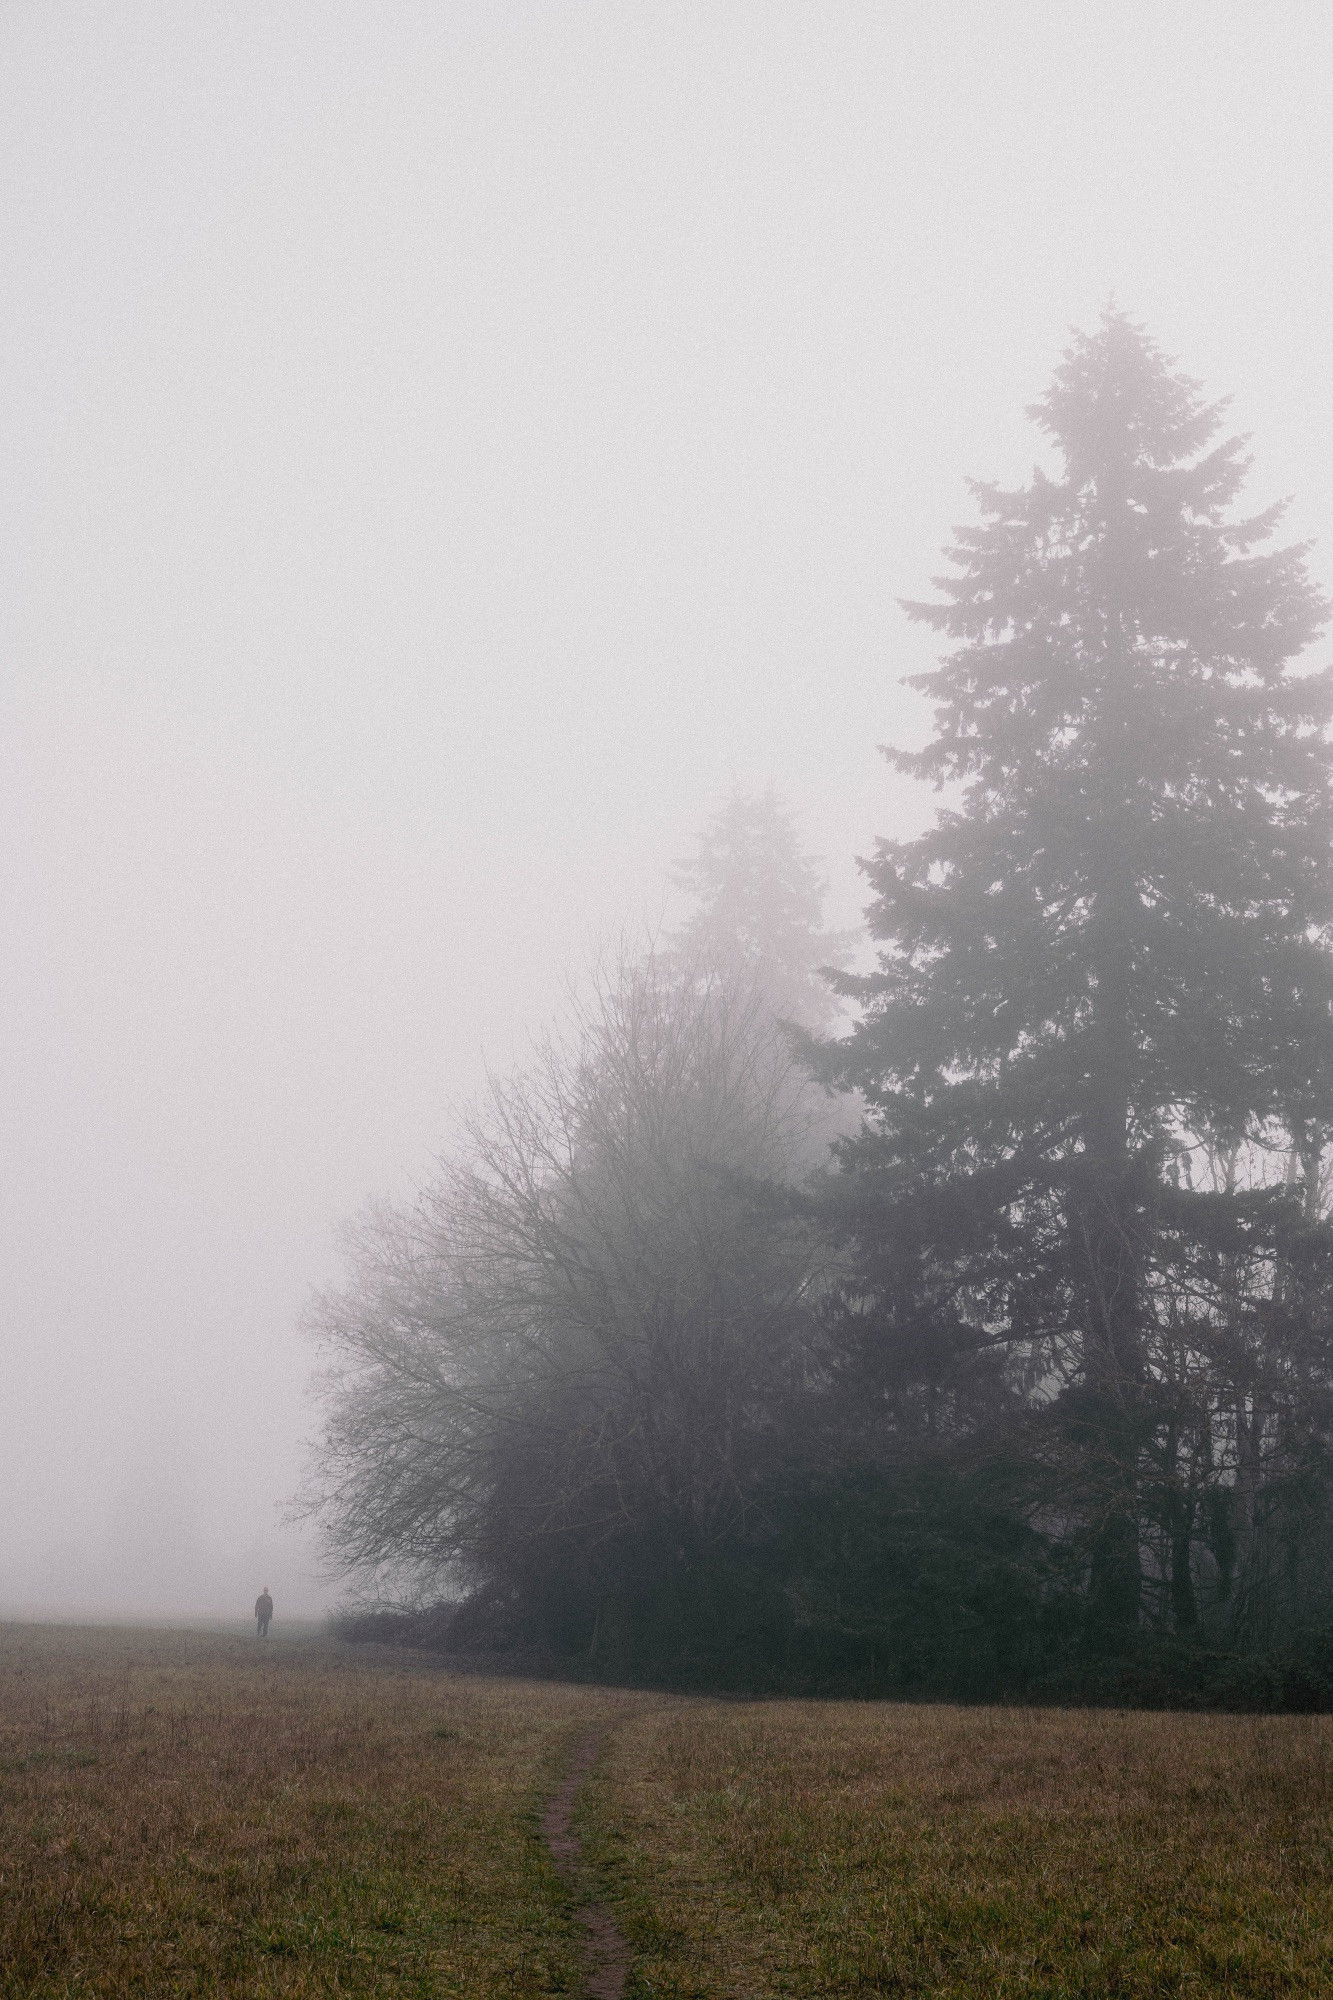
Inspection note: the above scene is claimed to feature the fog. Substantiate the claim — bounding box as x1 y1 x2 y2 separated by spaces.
3 1 1331 1621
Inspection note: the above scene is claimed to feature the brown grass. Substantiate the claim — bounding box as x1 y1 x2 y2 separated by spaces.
586 1699 1333 1997
9 1626 1333 1997
0 1622 626 1997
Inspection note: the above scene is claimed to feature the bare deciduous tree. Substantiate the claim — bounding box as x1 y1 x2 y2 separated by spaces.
304 949 828 1653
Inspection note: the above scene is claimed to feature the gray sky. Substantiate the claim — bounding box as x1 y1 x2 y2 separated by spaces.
4 0 1332 1618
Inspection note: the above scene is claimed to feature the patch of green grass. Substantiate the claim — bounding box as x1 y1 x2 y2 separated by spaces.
0 1750 100 1774
586 1700 1333 1998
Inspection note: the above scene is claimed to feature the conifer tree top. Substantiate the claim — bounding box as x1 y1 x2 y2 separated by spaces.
896 310 1328 799
836 312 1332 1161
671 788 852 1031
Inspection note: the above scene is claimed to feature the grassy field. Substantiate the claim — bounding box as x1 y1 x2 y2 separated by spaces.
0 1623 625 1997
588 1699 1333 1998
6 1625 1333 1997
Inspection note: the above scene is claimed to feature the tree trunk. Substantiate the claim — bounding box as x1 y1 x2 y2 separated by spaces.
1081 869 1144 1645
1169 1490 1198 1634
1081 595 1145 1645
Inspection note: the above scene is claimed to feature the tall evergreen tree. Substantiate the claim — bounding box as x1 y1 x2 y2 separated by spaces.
824 311 1333 1645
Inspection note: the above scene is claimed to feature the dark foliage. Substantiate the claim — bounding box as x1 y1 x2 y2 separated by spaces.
320 318 1333 1709
811 308 1333 1677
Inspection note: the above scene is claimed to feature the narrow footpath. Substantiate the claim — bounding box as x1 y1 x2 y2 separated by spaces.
541 1727 632 2000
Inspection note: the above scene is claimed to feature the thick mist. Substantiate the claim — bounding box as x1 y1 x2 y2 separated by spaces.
3 1 1332 1620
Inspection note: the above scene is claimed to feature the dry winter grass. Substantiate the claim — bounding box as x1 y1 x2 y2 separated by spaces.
7 1626 1333 1998
588 1698 1333 1998
0 1623 622 1998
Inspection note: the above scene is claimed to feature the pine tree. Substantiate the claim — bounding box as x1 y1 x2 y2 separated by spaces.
671 788 852 1031
825 311 1333 1646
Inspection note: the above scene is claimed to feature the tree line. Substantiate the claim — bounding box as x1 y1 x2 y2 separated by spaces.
308 312 1333 1705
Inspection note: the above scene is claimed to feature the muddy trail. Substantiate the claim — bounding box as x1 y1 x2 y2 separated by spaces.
542 1726 632 2000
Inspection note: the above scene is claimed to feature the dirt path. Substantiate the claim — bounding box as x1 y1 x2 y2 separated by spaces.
542 1726 632 2000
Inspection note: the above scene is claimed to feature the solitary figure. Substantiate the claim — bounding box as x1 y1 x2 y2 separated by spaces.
255 1587 273 1639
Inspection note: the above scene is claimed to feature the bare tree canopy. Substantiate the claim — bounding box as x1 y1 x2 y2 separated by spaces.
305 950 828 1651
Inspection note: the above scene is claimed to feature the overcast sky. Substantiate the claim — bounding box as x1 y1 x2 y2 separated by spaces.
4 0 1332 1619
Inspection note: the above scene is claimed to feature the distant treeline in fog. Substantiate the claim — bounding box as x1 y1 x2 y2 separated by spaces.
307 313 1333 1706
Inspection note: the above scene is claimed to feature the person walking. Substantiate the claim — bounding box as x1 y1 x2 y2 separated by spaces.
255 1587 273 1638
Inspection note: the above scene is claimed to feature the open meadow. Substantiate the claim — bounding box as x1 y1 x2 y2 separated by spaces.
588 1699 1333 1998
5 1626 1333 1997
0 1624 623 1998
